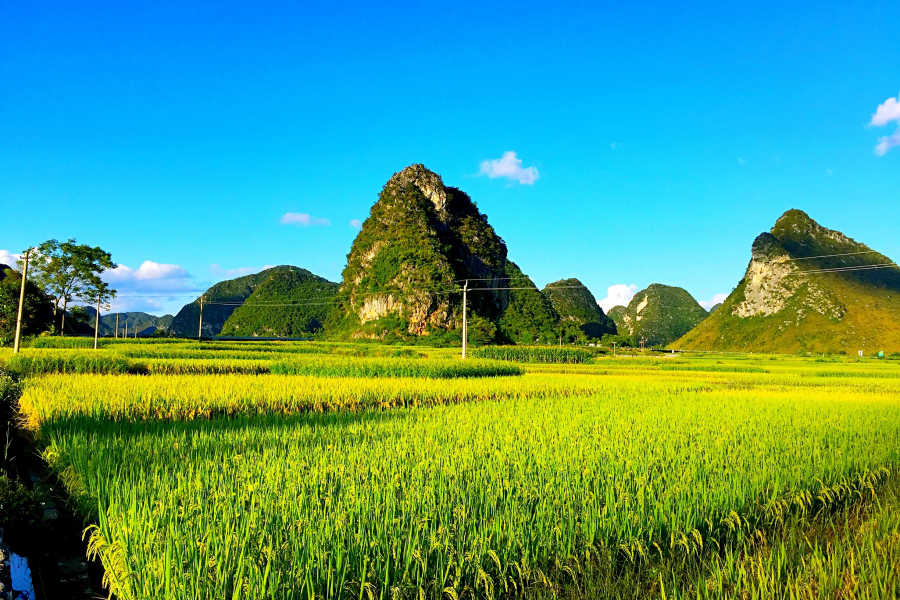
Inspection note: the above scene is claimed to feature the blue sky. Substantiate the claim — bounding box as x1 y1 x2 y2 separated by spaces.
2 0 898 315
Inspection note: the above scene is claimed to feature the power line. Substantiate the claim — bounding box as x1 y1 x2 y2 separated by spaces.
798 263 899 275
786 250 881 261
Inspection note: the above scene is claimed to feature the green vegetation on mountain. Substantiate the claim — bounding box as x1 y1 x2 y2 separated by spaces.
170 267 294 337
221 268 339 337
673 209 900 353
85 310 175 336
607 305 626 331
497 261 559 344
708 303 723 314
542 278 616 339
610 283 707 346
327 164 509 343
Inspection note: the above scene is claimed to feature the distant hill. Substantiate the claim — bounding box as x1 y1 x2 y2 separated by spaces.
610 284 708 346
497 261 558 344
85 310 175 336
542 278 616 339
0 264 11 280
673 209 900 353
220 268 339 337
169 267 297 337
708 303 723 314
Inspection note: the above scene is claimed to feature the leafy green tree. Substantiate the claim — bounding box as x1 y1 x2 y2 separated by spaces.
27 239 116 335
0 266 54 345
81 277 116 342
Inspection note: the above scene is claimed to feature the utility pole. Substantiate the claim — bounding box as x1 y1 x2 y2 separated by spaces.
197 295 205 340
124 319 128 338
115 313 119 339
93 296 101 349
611 341 617 358
13 249 30 354
461 281 468 359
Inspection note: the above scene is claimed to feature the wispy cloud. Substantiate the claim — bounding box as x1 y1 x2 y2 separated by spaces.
875 130 900 157
870 93 900 156
105 261 189 282
280 212 330 226
479 151 540 185
610 142 622 150
698 293 727 311
597 284 637 314
349 219 362 229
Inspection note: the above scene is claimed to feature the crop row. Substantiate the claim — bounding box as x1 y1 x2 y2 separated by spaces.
471 346 593 364
3 351 519 380
29 376 900 600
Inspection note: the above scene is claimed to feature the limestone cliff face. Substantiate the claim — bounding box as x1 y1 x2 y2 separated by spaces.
334 164 508 337
733 223 845 321
673 209 900 353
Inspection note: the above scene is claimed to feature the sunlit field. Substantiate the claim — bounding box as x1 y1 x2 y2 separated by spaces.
8 340 900 599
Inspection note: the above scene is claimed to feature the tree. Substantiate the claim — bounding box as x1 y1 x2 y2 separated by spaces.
0 266 54 345
27 239 116 335
81 277 116 347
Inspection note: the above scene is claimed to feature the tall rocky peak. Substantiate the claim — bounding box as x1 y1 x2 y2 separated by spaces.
335 164 509 337
673 209 900 353
610 283 707 347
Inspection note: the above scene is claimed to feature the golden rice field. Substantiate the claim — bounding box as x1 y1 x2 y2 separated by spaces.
6 341 900 599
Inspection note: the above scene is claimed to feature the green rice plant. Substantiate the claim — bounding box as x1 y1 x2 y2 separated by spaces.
20 373 599 426
6 350 131 376
140 359 273 376
471 345 593 364
660 364 770 373
27 375 900 600
270 356 522 378
30 336 98 349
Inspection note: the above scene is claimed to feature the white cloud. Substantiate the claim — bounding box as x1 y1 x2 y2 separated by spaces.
210 264 276 279
869 94 900 156
349 219 362 229
698 293 728 311
105 261 189 282
870 93 900 127
737 158 746 164
479 151 539 185
281 212 330 226
0 250 23 268
597 284 638 314
875 129 900 156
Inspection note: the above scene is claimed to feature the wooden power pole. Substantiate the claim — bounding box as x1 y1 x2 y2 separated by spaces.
461 281 468 360
13 249 30 354
115 313 119 339
198 295 204 340
93 296 101 349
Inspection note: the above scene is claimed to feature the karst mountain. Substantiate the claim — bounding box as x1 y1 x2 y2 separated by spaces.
672 209 900 353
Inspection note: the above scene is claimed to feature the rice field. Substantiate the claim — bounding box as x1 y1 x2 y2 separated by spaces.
6 341 900 599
